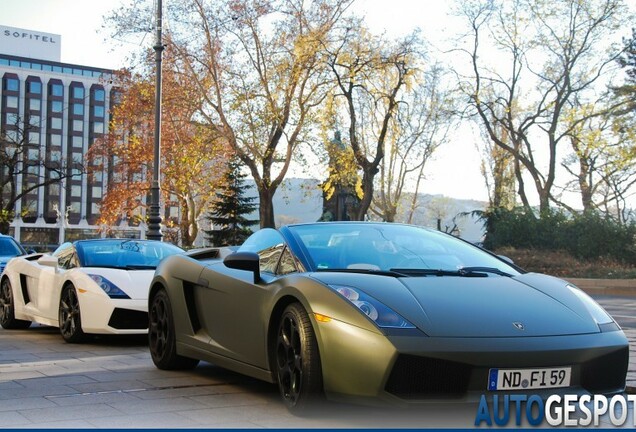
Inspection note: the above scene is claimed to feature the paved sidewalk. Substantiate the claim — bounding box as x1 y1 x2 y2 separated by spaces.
0 326 634 428
0 326 477 428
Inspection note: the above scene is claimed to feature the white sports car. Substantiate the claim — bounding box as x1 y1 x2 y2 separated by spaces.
0 238 184 342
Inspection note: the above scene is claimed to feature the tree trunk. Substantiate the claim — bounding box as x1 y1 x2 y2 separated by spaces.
258 188 276 228
0 219 10 235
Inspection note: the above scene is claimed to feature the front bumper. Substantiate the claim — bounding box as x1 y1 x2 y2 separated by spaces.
314 318 629 405
78 292 148 334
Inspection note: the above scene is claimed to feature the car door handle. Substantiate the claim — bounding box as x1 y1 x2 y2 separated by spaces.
197 278 209 288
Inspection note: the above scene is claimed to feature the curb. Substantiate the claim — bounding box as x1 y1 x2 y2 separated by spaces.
566 278 636 297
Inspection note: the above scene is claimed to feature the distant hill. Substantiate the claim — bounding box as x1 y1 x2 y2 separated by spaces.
241 178 487 243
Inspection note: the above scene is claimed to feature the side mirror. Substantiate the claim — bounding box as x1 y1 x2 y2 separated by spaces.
223 251 260 283
38 255 59 268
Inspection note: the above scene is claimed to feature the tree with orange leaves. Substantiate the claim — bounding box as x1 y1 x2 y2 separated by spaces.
88 51 230 246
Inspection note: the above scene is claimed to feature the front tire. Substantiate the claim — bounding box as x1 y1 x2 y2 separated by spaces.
148 288 199 370
59 284 86 343
275 302 323 413
0 277 31 329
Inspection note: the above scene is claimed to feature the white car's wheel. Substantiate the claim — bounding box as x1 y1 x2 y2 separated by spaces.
0 277 31 329
58 284 86 343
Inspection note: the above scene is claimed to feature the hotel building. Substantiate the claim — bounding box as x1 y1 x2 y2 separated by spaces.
0 25 153 250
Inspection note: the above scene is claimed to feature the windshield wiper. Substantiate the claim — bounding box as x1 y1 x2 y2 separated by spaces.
388 267 512 277
458 266 513 277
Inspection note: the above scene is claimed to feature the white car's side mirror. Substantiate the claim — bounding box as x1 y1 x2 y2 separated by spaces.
38 255 59 268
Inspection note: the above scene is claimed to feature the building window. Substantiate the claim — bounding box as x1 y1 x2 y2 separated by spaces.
71 185 82 197
49 150 62 162
93 105 105 117
51 83 63 97
51 100 63 113
73 103 84 116
91 186 102 199
6 112 18 126
5 78 19 91
91 203 100 214
28 115 40 128
48 184 60 195
73 87 84 99
5 95 18 108
50 134 62 146
50 117 62 130
73 120 83 132
94 89 105 101
28 81 42 94
72 136 83 148
93 122 104 134
28 148 40 160
28 132 40 145
5 130 18 143
29 98 41 111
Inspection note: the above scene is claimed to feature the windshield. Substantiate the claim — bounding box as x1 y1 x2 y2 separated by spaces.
0 237 25 257
288 223 521 276
77 239 184 269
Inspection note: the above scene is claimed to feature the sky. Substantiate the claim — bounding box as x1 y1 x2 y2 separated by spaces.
0 0 488 203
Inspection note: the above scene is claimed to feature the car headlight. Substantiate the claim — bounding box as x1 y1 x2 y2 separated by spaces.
88 274 130 299
567 284 616 330
328 284 415 329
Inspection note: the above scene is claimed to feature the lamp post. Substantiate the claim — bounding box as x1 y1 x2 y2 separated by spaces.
147 0 164 240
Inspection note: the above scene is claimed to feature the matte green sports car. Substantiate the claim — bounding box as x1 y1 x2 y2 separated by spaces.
147 222 628 412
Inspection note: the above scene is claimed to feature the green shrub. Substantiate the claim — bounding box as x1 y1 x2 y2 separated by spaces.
482 207 636 263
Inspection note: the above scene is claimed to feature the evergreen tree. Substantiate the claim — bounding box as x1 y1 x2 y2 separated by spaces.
205 157 259 246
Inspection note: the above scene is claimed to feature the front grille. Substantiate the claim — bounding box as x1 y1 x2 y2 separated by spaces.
580 347 628 393
107 308 148 330
385 354 472 399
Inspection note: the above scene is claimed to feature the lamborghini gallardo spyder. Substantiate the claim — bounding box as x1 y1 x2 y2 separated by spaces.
147 222 628 412
1 238 184 342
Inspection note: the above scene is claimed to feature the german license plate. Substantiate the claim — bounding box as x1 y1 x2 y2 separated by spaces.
488 367 571 390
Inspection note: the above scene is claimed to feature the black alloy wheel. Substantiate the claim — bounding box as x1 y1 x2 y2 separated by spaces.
275 302 323 413
0 277 31 329
148 289 199 370
58 284 86 343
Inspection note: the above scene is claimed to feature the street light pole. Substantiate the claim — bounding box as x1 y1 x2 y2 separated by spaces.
147 0 164 240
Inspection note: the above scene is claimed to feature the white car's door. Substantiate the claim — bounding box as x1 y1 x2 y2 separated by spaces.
34 261 66 322
32 243 76 323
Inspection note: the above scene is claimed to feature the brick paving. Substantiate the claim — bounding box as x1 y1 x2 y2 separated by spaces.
0 294 634 429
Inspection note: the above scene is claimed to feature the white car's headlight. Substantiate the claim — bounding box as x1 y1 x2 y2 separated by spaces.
89 274 130 299
328 284 415 329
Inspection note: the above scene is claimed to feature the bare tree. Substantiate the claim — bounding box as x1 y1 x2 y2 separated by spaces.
0 120 82 234
371 64 458 222
107 0 353 228
324 21 424 220
456 0 631 214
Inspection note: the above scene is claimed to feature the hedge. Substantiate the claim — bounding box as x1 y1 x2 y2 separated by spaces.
482 207 636 263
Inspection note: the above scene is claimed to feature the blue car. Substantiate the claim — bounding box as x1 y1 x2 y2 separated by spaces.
0 234 27 275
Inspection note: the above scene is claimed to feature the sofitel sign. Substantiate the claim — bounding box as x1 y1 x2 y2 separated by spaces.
0 25 61 62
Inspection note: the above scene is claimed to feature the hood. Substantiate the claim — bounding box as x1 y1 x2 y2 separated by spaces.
82 268 154 300
311 272 600 338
